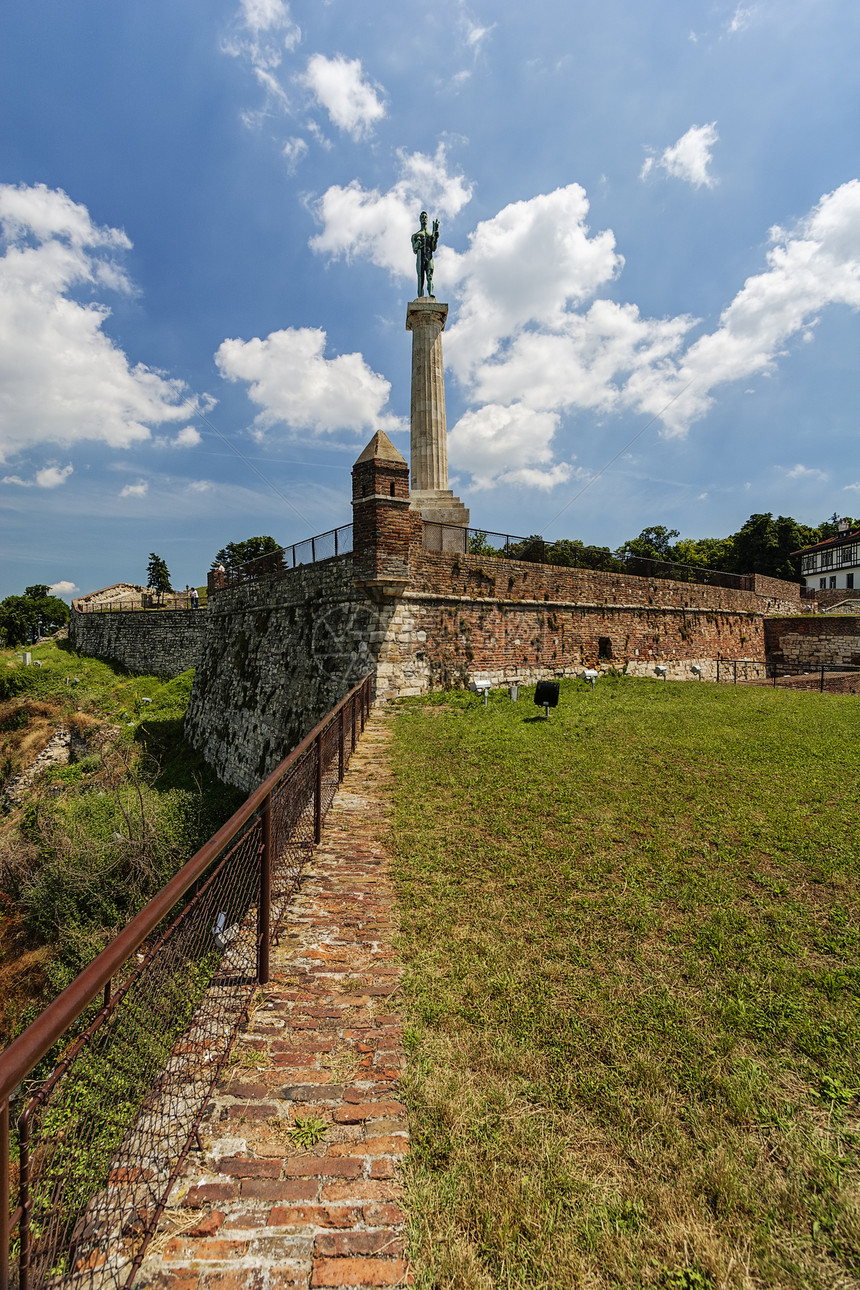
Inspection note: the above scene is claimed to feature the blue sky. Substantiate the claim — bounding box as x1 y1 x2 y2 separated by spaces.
2 0 859 601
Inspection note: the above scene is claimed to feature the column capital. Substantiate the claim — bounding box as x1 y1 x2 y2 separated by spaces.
406 299 448 332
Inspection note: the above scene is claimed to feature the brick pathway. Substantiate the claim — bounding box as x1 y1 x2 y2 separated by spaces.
135 710 410 1290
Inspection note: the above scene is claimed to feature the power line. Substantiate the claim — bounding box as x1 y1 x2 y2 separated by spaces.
540 379 696 536
182 400 314 529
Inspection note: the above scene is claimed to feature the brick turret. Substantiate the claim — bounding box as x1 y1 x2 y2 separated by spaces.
352 431 415 595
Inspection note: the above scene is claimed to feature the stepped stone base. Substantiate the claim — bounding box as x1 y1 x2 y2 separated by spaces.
408 489 469 528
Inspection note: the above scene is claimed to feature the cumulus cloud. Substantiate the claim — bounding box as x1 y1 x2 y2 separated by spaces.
443 185 625 382
0 183 196 464
36 464 74 488
442 177 860 485
49 580 78 596
642 123 719 188
174 426 201 448
309 144 472 279
641 179 860 434
119 480 148 498
448 404 574 490
215 326 403 437
300 54 385 139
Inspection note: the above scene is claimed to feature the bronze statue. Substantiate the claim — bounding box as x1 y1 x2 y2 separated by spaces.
411 210 439 297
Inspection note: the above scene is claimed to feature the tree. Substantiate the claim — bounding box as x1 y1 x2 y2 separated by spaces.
0 590 69 647
545 539 622 572
146 553 172 604
617 526 681 563
728 513 819 581
212 536 280 572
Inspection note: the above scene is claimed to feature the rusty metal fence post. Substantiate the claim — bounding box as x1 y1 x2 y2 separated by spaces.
314 733 323 844
338 708 345 782
258 795 272 985
1 1101 9 1290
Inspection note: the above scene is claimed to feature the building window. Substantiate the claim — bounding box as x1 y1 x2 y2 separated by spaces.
848 574 855 590
390 481 396 496
820 578 827 589
598 636 613 660
830 576 837 589
822 550 833 568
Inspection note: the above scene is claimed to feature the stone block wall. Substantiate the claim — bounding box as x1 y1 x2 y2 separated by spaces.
765 616 860 671
69 608 207 677
182 556 391 793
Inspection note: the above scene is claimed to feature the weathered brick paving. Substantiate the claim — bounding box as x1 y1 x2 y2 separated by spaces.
135 710 410 1290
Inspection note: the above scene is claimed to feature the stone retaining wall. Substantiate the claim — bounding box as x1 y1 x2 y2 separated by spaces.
765 616 860 671
183 556 387 793
69 607 207 677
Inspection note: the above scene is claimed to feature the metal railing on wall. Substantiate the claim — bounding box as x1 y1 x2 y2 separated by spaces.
72 594 201 614
0 673 372 1290
207 525 353 596
422 523 764 593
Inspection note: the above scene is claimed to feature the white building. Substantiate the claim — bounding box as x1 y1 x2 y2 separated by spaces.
796 518 860 591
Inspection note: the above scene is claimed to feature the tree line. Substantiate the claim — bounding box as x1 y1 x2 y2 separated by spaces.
472 512 857 582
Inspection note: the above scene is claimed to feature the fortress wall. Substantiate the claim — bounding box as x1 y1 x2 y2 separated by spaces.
365 547 804 697
375 589 768 696
765 616 860 672
409 548 803 615
69 608 207 677
182 556 390 793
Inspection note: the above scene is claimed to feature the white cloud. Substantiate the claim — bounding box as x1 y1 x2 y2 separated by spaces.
215 326 403 437
119 480 148 498
173 426 201 448
2 474 31 487
643 179 860 435
643 123 719 189
0 183 196 464
36 464 74 488
300 54 385 139
465 20 495 48
844 482 860 493
784 463 828 482
443 186 626 382
187 480 213 493
309 144 472 279
448 404 573 490
728 4 756 34
283 136 308 171
223 0 300 123
49 580 78 596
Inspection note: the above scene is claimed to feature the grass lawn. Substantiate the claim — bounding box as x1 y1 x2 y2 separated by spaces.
390 677 860 1289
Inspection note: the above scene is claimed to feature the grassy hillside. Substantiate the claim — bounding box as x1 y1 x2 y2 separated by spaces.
391 677 860 1289
0 639 242 1041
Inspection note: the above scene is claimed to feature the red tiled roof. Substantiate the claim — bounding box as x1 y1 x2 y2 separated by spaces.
792 528 860 556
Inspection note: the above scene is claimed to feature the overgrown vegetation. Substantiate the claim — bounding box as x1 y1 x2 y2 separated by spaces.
0 639 242 1039
391 678 860 1289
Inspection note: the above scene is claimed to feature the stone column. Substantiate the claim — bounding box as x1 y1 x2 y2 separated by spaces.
406 299 449 492
406 298 469 530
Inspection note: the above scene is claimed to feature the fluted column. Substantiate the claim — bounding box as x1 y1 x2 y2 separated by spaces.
406 299 449 493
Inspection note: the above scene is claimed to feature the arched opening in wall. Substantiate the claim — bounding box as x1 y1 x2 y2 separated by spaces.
598 636 613 660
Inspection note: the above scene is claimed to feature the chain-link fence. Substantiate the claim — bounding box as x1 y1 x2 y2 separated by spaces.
0 674 372 1290
207 525 353 596
422 524 758 592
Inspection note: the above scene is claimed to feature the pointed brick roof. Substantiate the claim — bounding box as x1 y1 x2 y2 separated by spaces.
354 430 407 467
